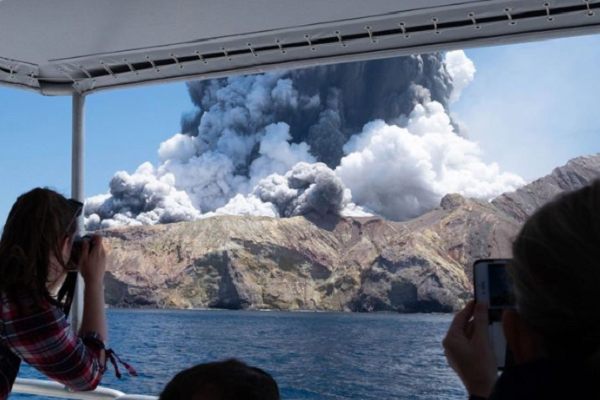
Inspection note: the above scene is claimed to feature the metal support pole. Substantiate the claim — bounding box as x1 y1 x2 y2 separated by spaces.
71 93 85 332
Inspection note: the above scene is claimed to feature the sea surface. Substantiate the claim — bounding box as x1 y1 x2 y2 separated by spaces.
16 310 466 399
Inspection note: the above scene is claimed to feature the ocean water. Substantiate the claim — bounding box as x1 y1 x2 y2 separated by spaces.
16 310 466 399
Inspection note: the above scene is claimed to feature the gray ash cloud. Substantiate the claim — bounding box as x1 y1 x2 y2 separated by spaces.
182 54 452 168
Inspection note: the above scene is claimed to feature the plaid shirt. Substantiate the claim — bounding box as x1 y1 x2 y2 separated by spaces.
0 292 105 399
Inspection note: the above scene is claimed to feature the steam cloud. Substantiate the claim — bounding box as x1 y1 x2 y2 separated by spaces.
85 51 524 229
337 98 524 220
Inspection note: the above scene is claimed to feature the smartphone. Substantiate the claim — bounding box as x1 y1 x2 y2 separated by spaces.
473 259 516 370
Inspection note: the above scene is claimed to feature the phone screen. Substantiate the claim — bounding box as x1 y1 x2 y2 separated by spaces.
488 263 515 308
474 259 516 370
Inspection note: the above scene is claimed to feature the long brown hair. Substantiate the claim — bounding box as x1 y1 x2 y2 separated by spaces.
0 188 81 301
510 180 600 361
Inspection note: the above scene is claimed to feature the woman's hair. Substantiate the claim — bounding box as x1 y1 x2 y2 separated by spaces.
159 358 280 400
0 188 81 300
510 180 600 361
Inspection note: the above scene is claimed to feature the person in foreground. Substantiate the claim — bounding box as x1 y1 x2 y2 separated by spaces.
0 188 108 398
159 359 280 400
443 181 600 399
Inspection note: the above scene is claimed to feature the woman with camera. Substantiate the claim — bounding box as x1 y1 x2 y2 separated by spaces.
0 188 109 398
443 181 600 398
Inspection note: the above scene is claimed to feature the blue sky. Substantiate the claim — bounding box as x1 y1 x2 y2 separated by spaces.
453 33 600 181
0 33 599 226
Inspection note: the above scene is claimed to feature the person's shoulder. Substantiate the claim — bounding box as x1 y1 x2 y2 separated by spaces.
0 290 58 316
491 359 599 399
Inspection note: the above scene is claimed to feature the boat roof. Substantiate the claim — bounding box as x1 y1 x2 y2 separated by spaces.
1 0 599 96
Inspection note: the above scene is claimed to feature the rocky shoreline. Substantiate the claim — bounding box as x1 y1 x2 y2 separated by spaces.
102 153 600 313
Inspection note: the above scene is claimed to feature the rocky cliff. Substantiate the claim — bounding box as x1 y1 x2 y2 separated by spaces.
492 154 600 222
102 153 600 312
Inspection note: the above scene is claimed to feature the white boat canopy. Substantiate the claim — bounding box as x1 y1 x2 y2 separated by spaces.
1 0 599 96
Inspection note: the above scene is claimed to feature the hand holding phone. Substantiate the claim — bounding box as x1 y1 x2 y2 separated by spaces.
474 259 516 370
443 300 498 397
444 259 516 395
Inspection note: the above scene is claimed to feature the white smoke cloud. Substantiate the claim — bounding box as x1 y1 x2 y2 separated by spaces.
445 50 476 103
336 98 525 221
248 122 316 186
158 133 197 162
150 121 316 214
204 194 279 218
271 78 299 108
157 149 241 212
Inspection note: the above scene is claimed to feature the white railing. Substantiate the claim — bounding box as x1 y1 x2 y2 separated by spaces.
13 378 158 400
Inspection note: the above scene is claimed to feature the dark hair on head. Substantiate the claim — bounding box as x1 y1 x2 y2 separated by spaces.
0 188 81 301
510 180 600 362
159 359 280 400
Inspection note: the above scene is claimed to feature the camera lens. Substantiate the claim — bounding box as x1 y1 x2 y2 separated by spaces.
69 235 94 267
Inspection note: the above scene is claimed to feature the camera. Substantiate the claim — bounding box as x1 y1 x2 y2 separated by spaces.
60 235 94 317
69 235 94 267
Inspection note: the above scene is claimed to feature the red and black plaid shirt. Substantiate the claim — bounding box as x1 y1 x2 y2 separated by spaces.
0 291 105 399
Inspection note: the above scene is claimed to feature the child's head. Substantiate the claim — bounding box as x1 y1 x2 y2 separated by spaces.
160 359 280 400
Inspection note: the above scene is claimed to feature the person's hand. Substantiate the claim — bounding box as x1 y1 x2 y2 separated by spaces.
443 300 497 398
79 234 106 287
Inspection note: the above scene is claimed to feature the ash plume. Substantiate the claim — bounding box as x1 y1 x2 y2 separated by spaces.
85 163 200 230
183 53 453 168
85 51 524 229
210 162 351 218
